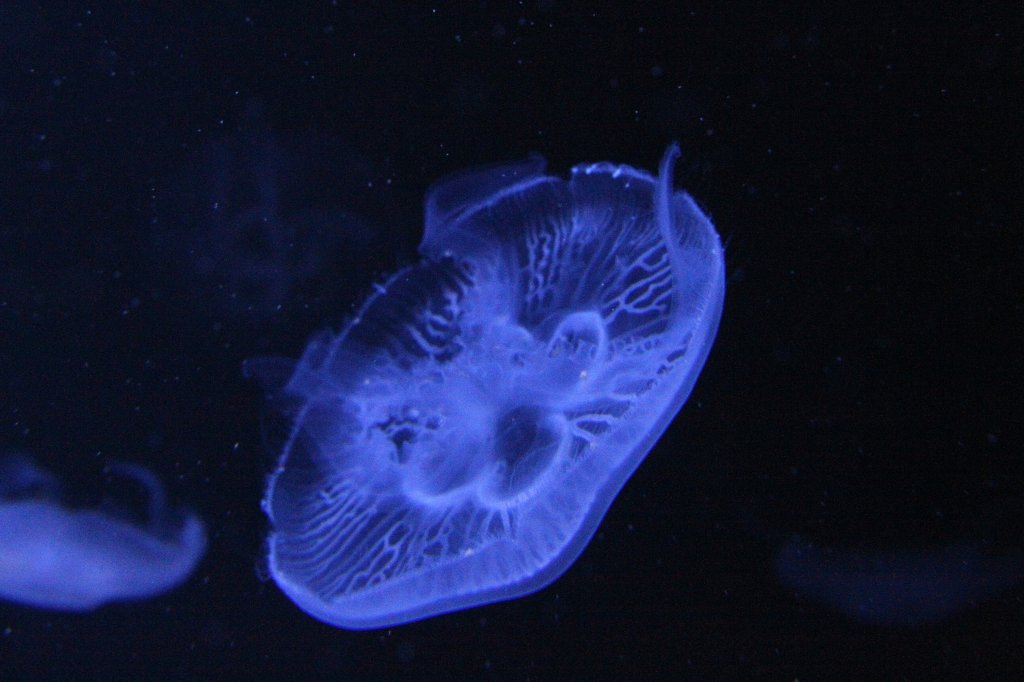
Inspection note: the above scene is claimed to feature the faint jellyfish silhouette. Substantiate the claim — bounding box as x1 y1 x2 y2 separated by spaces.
0 453 206 611
248 145 725 628
150 99 385 325
775 536 1023 626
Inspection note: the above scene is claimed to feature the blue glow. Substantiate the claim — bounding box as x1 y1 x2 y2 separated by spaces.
0 454 206 611
775 537 1024 626
252 146 725 629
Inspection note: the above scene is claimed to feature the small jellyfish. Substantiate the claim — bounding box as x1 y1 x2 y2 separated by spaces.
249 145 725 628
148 99 386 325
0 454 206 611
775 537 1024 626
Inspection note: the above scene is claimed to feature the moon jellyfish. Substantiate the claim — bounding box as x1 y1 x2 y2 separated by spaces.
149 99 385 324
775 537 1024 626
0 454 206 611
249 145 725 628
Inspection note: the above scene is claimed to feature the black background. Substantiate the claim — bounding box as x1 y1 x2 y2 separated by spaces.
0 2 1020 679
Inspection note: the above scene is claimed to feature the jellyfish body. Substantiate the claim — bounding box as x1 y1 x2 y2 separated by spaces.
0 455 206 611
153 99 384 325
253 145 725 628
775 537 1024 626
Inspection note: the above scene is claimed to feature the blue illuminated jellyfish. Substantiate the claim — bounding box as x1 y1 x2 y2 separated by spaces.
249 145 725 628
148 99 384 324
775 537 1023 626
0 454 206 611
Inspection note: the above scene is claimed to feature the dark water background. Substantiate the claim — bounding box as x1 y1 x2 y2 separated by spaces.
0 2 1020 679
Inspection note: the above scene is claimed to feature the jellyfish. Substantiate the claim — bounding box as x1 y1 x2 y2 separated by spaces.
147 99 385 324
248 145 725 628
0 453 206 611
775 537 1024 626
